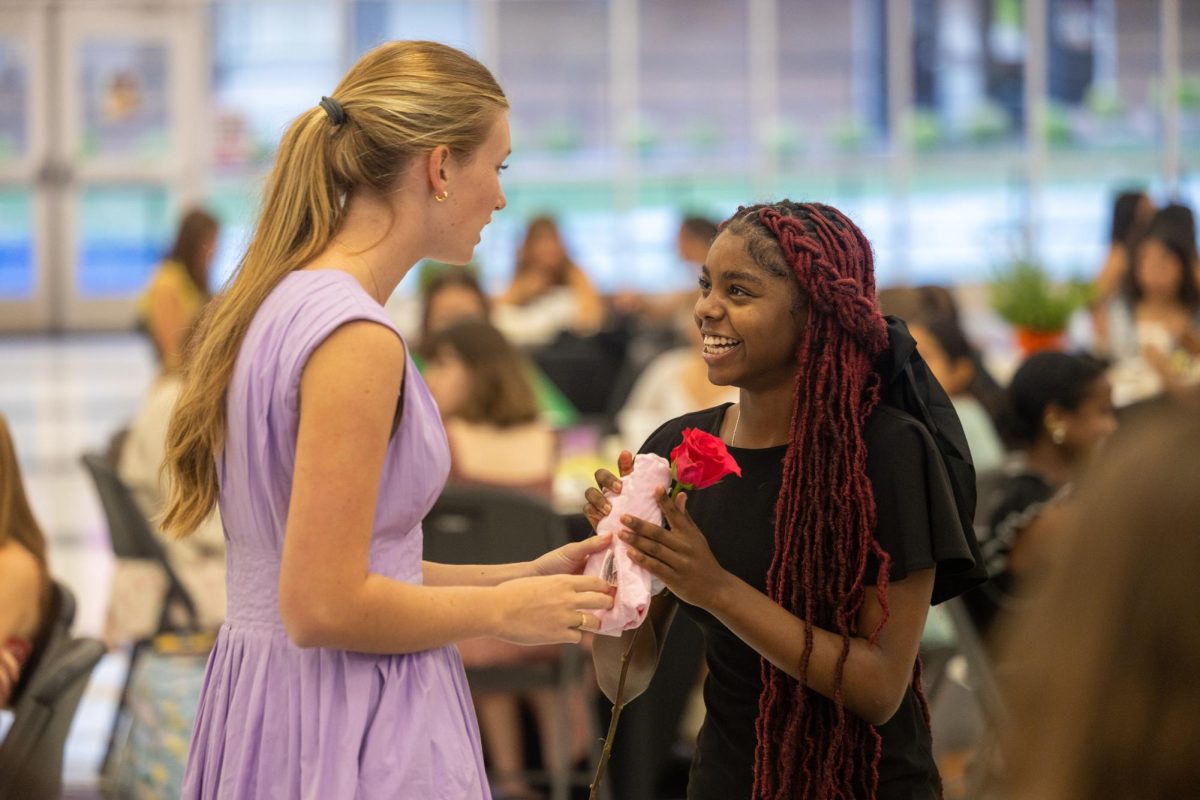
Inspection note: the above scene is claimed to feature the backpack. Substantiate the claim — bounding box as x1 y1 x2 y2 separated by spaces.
876 315 978 547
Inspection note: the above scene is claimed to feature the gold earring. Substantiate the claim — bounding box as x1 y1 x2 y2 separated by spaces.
1051 425 1066 445
434 190 449 203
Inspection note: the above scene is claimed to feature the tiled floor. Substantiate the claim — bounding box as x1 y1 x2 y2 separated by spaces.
1 332 158 790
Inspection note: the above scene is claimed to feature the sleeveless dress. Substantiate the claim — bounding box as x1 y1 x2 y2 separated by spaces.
181 270 490 799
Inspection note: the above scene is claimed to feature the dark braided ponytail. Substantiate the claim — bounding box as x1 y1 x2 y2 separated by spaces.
721 201 911 799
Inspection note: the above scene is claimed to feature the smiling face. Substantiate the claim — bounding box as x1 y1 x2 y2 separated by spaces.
694 231 806 391
427 112 511 264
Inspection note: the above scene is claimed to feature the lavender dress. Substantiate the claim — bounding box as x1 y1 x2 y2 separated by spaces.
182 270 490 799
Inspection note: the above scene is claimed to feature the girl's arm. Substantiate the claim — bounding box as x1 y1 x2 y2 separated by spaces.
278 321 613 653
622 489 934 726
421 533 613 588
567 264 605 332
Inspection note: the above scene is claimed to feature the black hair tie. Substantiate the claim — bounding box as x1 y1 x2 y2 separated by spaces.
319 96 347 126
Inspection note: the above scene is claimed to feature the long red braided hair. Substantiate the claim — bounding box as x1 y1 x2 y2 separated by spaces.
722 201 928 799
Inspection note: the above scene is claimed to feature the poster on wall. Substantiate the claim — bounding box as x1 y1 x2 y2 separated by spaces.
0 39 27 163
79 40 170 160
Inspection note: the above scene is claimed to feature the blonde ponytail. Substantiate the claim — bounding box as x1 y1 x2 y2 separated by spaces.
162 41 507 537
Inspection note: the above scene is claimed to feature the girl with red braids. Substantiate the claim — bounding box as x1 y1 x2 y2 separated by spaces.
587 201 985 799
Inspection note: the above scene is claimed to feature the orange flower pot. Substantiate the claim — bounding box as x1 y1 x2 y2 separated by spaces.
1015 326 1065 356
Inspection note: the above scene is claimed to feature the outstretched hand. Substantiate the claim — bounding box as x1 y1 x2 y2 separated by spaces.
619 487 728 608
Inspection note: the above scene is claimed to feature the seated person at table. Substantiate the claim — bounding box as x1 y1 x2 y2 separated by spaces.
0 413 52 710
115 364 226 639
613 214 717 324
963 352 1116 639
1095 220 1200 395
424 319 592 797
1092 188 1155 306
138 209 219 373
907 314 1005 473
419 265 577 428
494 216 605 347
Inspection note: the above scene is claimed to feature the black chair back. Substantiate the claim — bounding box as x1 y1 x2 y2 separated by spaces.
424 484 568 566
80 452 198 632
0 583 105 800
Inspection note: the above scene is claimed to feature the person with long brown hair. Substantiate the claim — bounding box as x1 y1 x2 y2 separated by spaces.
162 42 613 799
587 201 985 799
494 215 605 346
0 413 51 710
999 401 1200 800
137 208 219 371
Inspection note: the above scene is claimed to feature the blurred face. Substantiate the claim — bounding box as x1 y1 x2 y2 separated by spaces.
694 231 805 391
426 284 487 335
525 228 566 273
424 346 472 419
1055 377 1117 460
430 112 510 264
908 323 974 396
677 230 711 267
1136 238 1185 302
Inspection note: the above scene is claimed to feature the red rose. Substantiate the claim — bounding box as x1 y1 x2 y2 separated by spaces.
669 428 742 493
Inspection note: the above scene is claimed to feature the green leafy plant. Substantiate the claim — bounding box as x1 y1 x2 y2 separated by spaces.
1084 84 1123 119
965 101 1013 145
990 261 1092 333
906 110 943 151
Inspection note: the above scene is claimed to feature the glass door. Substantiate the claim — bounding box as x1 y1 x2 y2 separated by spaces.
0 4 48 329
57 1 205 329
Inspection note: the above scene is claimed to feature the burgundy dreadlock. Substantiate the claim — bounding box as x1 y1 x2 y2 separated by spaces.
722 201 933 800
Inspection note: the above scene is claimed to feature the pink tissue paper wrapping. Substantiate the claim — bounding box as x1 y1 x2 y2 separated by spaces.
583 453 672 636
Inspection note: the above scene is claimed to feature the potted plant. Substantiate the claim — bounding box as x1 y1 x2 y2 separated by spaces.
990 260 1092 354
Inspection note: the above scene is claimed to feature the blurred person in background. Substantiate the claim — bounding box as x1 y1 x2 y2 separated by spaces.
907 314 1005 473
1095 217 1200 398
1092 189 1155 305
113 327 226 639
138 209 220 372
424 318 593 799
964 352 1116 639
418 264 577 428
878 284 1008 429
494 216 605 346
0 413 51 710
998 402 1200 800
419 263 491 344
613 214 718 326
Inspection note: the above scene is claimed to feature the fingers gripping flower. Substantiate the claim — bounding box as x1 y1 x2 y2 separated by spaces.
585 430 741 635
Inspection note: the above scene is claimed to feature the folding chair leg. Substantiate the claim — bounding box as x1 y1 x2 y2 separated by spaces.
100 640 147 778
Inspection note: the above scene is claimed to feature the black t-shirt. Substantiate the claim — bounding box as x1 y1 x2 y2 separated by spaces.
639 402 986 800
